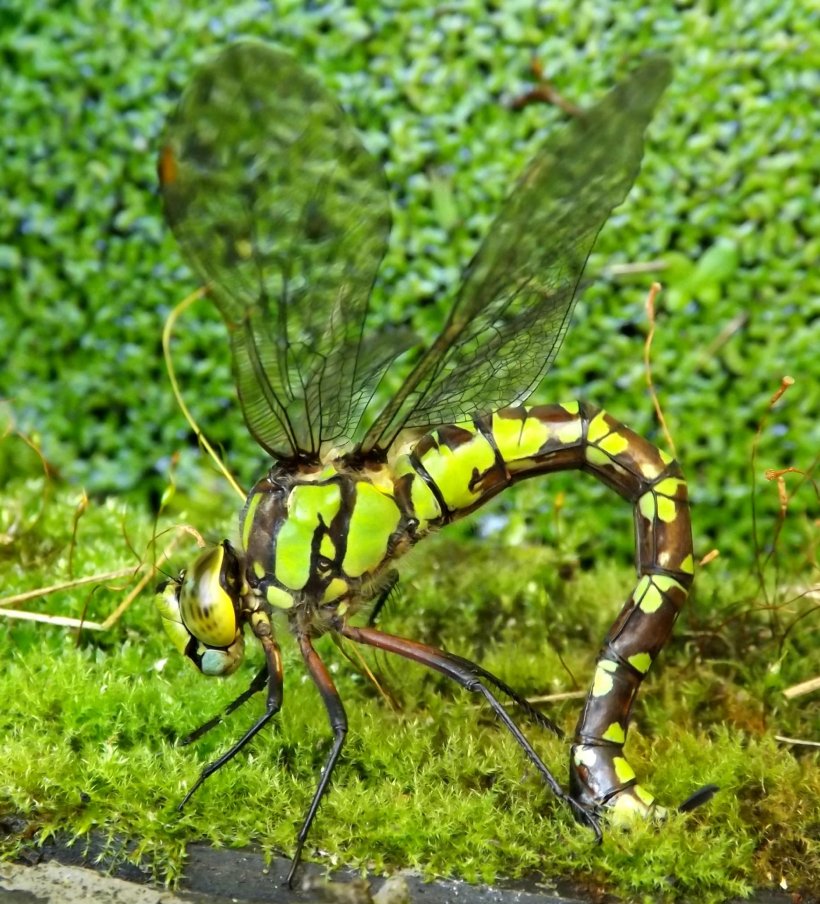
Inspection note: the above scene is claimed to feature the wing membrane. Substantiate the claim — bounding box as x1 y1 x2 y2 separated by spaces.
159 42 392 461
359 59 672 454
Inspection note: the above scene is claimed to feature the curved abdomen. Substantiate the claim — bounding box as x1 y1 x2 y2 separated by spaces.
393 400 694 817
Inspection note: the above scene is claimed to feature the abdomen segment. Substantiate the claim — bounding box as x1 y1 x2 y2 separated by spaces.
396 401 694 819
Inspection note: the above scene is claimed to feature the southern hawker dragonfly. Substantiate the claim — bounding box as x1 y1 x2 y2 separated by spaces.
155 42 694 883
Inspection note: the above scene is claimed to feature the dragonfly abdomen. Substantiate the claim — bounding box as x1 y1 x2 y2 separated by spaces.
398 401 694 818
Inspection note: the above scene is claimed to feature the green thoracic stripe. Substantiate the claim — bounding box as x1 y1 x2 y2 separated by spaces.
342 482 401 578
274 482 341 590
266 584 294 609
241 490 262 550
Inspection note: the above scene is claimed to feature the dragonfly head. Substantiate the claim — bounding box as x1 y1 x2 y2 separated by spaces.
156 540 246 676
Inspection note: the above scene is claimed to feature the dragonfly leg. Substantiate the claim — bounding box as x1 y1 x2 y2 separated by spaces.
179 631 283 809
366 568 399 626
181 664 268 745
287 632 348 888
340 624 598 838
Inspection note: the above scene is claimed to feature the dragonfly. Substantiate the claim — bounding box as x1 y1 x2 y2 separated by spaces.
155 42 695 884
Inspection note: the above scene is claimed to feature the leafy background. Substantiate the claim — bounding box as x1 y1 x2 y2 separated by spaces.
2 0 817 565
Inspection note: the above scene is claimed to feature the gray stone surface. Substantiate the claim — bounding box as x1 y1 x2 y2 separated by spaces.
1 841 811 904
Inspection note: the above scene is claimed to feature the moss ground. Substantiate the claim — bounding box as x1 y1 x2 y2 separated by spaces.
1 485 817 903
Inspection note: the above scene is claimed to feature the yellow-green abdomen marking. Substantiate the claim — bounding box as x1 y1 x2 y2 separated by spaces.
416 422 498 512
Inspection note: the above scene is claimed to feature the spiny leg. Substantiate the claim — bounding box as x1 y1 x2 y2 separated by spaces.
288 632 349 888
354 616 561 735
415 643 564 738
182 664 269 745
366 568 399 627
341 624 600 839
180 633 283 809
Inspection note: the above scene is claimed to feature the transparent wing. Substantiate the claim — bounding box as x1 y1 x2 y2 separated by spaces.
359 59 672 454
159 42 392 462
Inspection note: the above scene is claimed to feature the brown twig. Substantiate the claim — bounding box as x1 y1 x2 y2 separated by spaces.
750 376 796 606
508 59 585 117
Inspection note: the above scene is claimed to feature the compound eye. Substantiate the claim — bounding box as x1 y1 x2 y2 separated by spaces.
180 542 241 647
197 633 245 677
155 577 193 659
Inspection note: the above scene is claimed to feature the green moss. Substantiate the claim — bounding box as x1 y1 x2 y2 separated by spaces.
1 487 817 901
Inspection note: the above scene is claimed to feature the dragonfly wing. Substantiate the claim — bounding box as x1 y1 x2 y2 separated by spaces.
159 42 391 461
359 58 672 455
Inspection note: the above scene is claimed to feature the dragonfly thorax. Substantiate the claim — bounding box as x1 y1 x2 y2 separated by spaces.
240 461 415 625
155 460 415 676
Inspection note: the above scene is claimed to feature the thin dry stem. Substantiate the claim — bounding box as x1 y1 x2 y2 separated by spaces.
642 282 677 458
163 286 245 501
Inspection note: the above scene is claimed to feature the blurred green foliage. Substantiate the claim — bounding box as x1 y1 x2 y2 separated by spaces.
1 0 817 566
